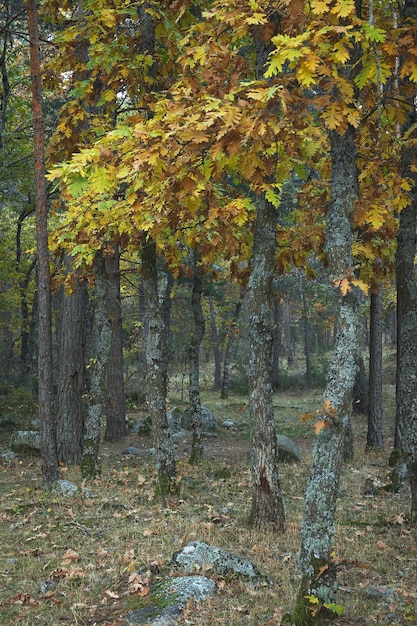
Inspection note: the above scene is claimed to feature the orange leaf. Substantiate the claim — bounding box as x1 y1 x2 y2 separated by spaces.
314 419 328 434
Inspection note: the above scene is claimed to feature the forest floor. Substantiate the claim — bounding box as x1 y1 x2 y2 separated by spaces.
0 378 416 625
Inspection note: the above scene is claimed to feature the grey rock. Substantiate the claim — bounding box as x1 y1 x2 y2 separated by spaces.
222 419 235 429
152 575 216 605
10 430 41 456
170 429 188 443
51 480 79 497
125 604 181 626
50 479 95 499
0 448 15 459
167 407 183 432
120 446 146 456
172 541 271 584
181 406 218 432
276 434 301 463
167 406 218 433
124 575 216 625
129 416 152 436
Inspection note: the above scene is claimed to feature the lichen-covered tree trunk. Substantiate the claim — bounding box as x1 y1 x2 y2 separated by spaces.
292 127 360 624
394 0 417 524
28 0 60 485
105 249 127 442
248 194 285 533
142 238 177 495
367 284 383 451
81 252 112 479
56 258 88 464
188 249 205 465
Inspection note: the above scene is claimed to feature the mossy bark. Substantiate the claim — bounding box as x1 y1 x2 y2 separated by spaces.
142 238 177 496
394 0 417 527
81 252 112 479
292 127 360 622
104 249 127 442
188 249 205 465
248 195 285 533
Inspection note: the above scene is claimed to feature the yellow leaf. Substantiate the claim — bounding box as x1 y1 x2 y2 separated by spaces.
340 277 351 296
310 0 331 14
321 103 344 130
351 279 369 295
314 419 328 434
331 0 355 18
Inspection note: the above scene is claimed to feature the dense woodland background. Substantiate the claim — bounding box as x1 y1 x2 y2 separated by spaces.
1 0 417 624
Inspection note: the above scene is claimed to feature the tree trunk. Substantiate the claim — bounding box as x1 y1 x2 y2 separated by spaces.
283 297 294 366
27 0 60 485
221 287 243 400
208 294 222 391
105 249 127 442
160 267 173 393
248 194 285 533
394 0 417 525
292 127 360 624
137 280 148 406
188 249 205 464
353 353 369 415
81 252 112 479
302 288 312 389
271 295 283 390
367 284 384 451
142 237 177 495
56 258 88 464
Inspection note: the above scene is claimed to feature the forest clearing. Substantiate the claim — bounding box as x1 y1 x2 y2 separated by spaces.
1 370 416 626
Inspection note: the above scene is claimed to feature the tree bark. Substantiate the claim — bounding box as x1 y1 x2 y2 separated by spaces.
188 249 205 464
394 0 417 524
208 294 222 391
221 287 243 399
137 280 148 406
353 353 369 415
271 295 283 390
248 194 285 533
27 0 60 485
367 284 384 451
81 252 112 479
56 258 88 464
142 237 177 495
283 297 294 366
105 249 127 442
302 288 312 389
293 127 360 624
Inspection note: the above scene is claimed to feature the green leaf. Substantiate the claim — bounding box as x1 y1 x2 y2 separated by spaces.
265 187 281 208
323 602 345 616
67 173 89 199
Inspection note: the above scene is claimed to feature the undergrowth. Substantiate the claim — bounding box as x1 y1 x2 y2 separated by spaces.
0 386 415 625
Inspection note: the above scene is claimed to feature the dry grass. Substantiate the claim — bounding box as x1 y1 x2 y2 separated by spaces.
0 384 416 625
